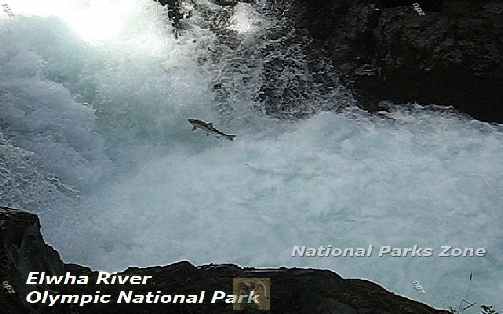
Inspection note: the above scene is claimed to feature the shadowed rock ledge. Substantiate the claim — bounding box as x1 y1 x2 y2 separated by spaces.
286 0 503 122
0 207 451 314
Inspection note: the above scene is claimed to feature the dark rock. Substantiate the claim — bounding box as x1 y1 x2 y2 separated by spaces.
154 0 183 26
0 207 64 313
154 0 194 38
284 0 503 122
0 207 452 314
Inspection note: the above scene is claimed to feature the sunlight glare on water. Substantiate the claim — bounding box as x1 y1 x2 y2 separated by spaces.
6 0 162 44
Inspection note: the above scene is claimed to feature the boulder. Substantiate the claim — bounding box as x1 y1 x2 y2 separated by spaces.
0 207 451 314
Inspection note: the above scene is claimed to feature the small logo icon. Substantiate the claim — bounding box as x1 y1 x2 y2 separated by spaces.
412 2 426 16
411 280 426 294
233 277 270 311
2 281 16 294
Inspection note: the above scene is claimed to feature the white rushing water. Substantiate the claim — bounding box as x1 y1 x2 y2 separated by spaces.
1 0 502 310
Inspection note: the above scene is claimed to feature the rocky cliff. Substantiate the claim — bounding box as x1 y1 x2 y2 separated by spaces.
160 0 503 122
286 0 503 122
0 207 451 314
0 207 64 314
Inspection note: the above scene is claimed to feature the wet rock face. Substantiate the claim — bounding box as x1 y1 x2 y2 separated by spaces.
0 207 64 313
286 0 503 122
157 0 502 122
372 1 503 122
0 207 450 314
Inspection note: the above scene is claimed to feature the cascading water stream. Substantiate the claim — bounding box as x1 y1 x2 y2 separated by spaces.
0 0 502 310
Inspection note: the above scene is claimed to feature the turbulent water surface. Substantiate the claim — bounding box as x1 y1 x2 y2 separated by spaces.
1 0 502 310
